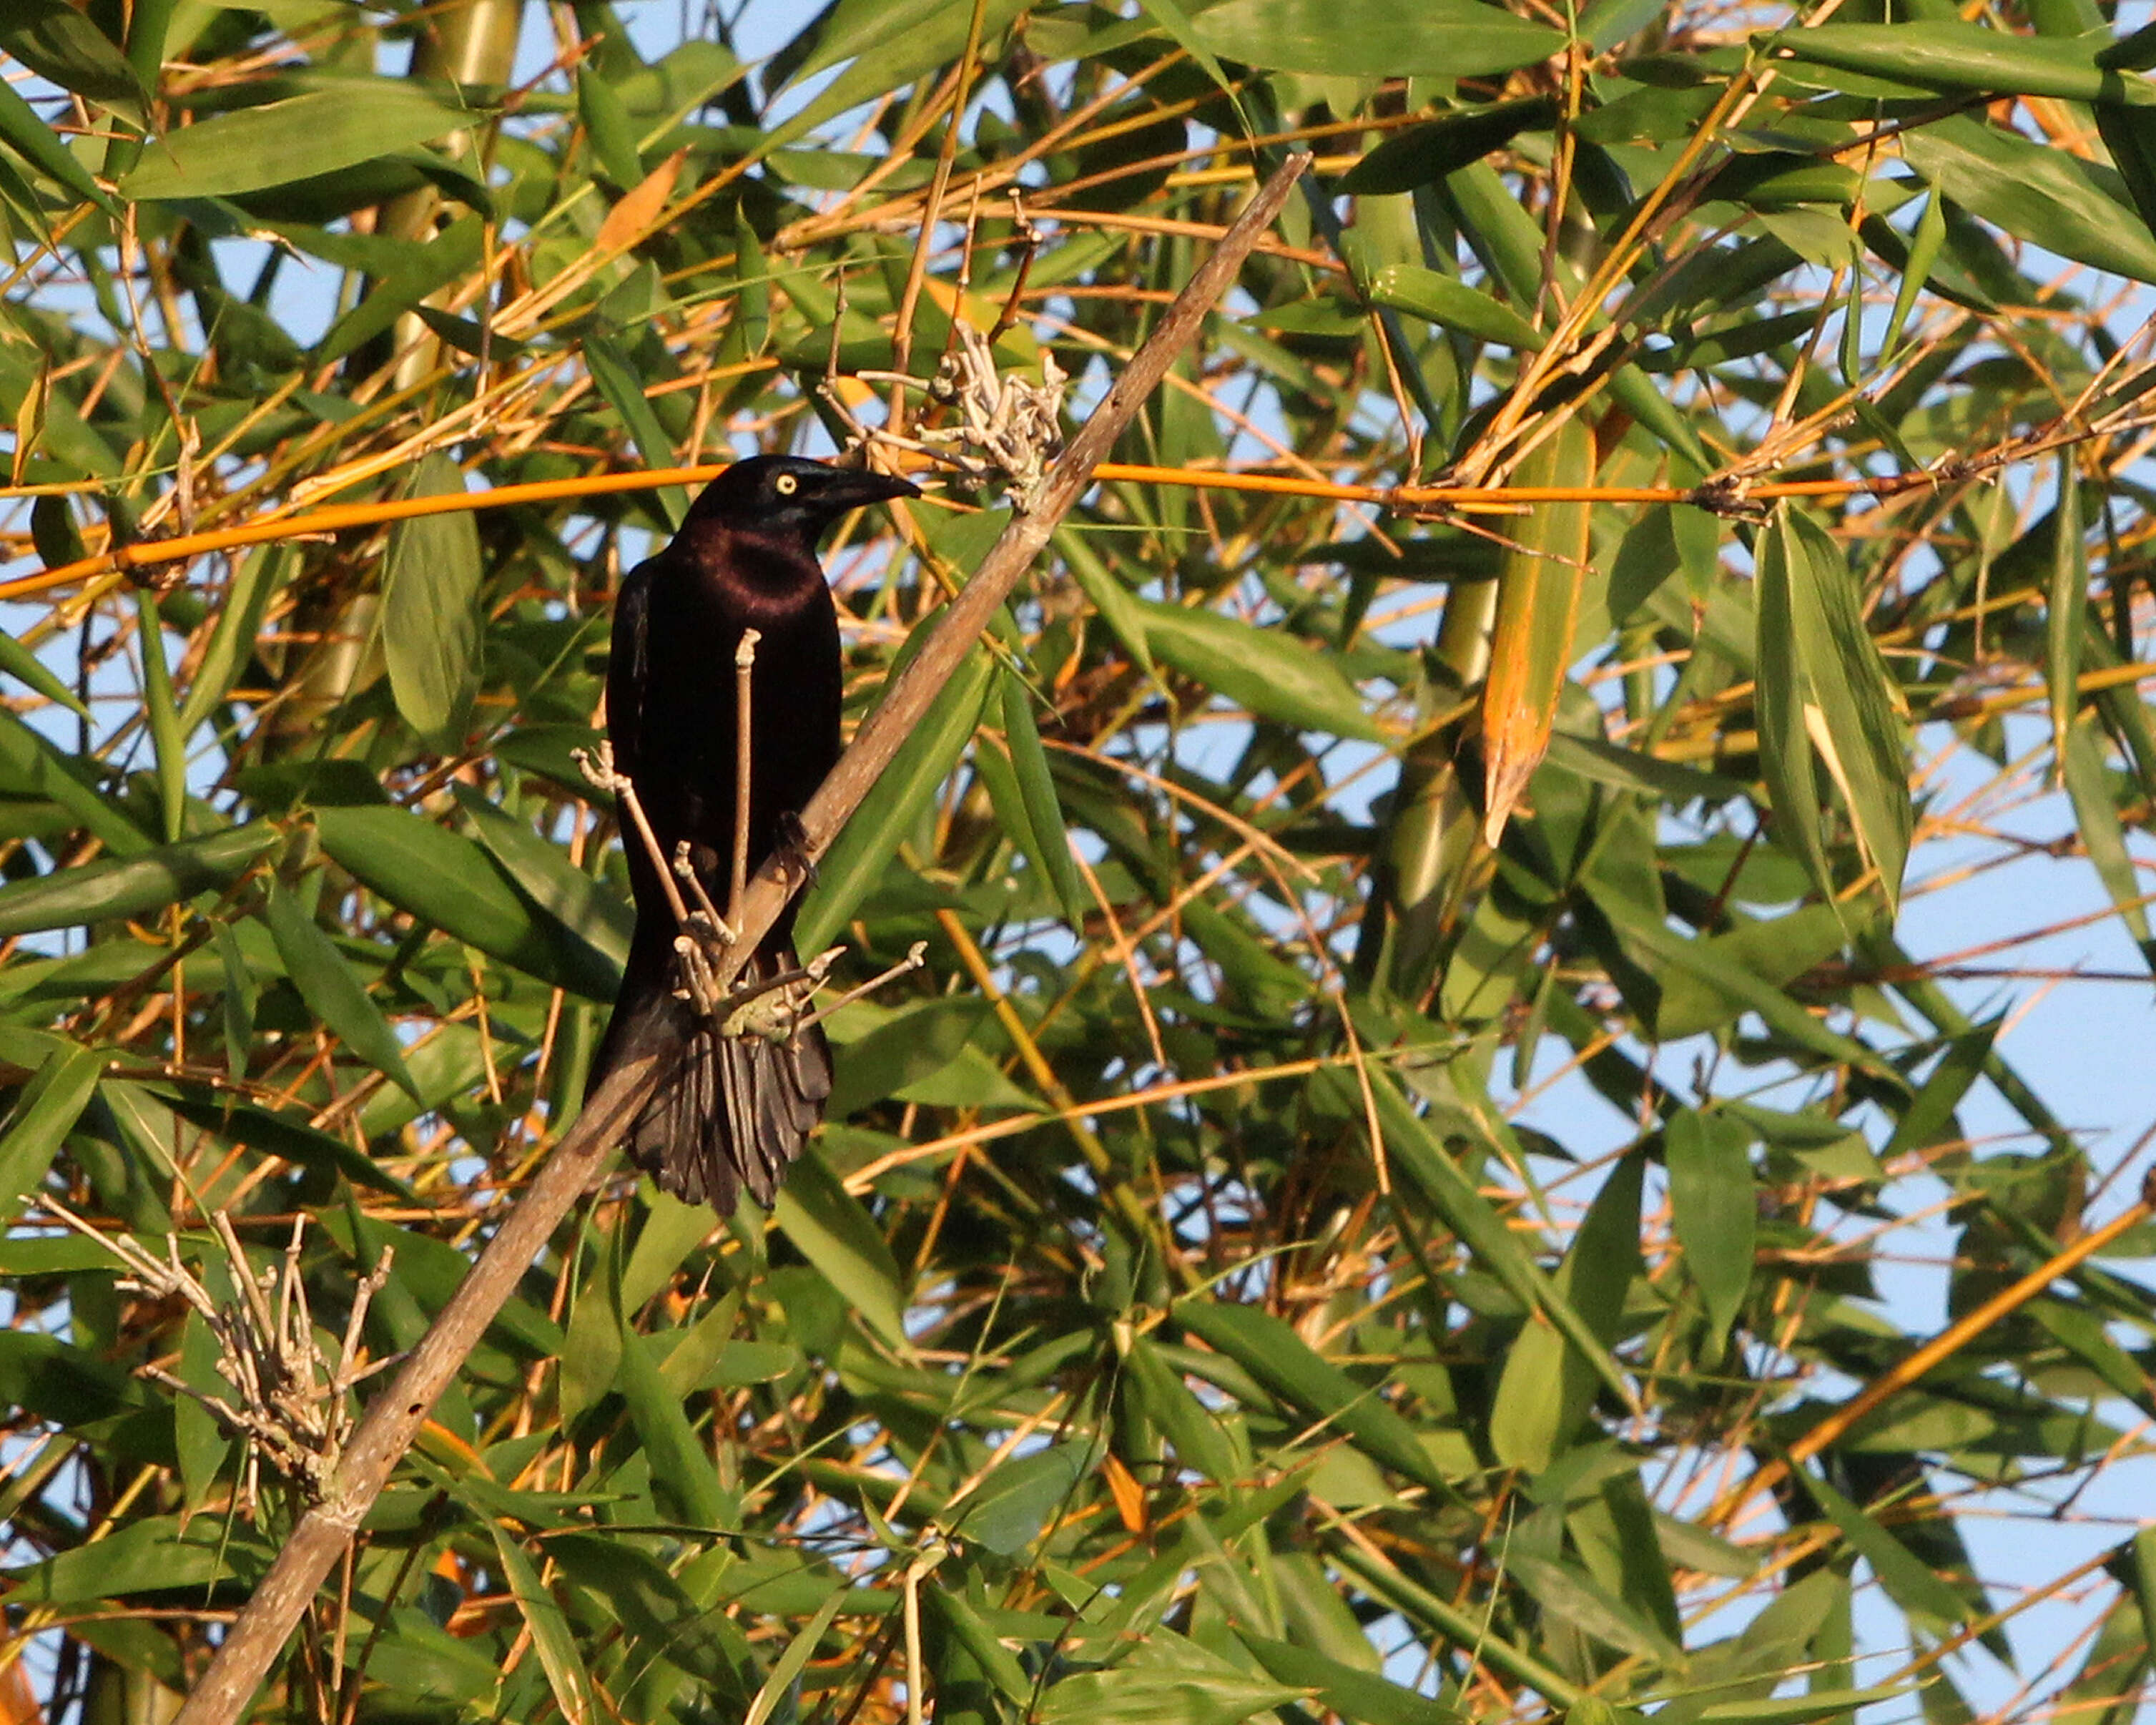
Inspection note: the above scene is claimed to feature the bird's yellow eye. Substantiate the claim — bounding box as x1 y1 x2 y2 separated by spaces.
774 473 799 496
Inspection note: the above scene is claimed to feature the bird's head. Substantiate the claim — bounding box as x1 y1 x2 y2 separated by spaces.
683 455 920 544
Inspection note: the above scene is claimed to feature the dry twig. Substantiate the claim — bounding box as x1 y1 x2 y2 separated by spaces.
40 1202 395 1507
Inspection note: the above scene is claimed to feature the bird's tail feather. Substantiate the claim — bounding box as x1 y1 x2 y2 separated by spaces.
596 950 832 1213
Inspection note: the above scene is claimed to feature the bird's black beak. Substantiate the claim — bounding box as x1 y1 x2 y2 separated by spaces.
819 467 921 510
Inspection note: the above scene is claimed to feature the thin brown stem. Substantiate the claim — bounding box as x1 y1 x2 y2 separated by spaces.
731 626 759 926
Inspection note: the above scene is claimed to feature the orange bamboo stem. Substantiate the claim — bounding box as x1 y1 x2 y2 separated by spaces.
0 439 2097 605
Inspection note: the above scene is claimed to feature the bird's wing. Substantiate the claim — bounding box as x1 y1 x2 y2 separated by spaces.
608 556 657 777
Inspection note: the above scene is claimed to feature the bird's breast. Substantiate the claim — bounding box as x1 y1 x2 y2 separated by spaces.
685 526 832 628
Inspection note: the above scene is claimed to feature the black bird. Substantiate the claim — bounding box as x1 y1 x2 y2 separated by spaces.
589 454 920 1213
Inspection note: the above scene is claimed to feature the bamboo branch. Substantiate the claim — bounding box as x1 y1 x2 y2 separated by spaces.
1709 1174 2156 1532
9 409 2143 605
168 148 1313 1725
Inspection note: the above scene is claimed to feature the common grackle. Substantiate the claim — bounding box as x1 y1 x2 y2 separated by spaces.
589 454 920 1213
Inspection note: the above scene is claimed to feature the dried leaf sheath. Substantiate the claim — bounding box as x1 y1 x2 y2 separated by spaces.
1480 416 1596 844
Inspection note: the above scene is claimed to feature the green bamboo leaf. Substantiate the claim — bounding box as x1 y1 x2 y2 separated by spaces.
315 802 620 1000
0 1041 103 1230
1340 97 1558 195
178 546 290 739
882 1037 1036 1109
174 1307 230 1514
122 85 486 201
1664 1109 1756 1339
1801 1467 1971 1629
1544 732 1746 807
546 1533 757 1702
742 1588 848 1725
262 882 422 1100
1176 1299 1458 1498
1698 1689 1911 1725
1886 178 1946 353
1566 1701 1645 1725
1182 897 1313 1014
3 1513 250 1603
772 1151 909 1347
1507 1551 1680 1663
1136 597 1379 741
159 1088 419 1201
585 333 686 527
1774 21 2156 106
345 1620 498 1704
954 1442 1088 1554
651 1292 757 1398
1752 533 1829 905
0 1330 148 1427
0 0 145 121
2048 465 2088 764
1881 1020 1997 1162
732 210 772 354
1038 1657 1304 1725
613 1292 731 1530
929 1589 1034 1703
488 1525 596 1725
1368 263 1545 348
354 1025 523 1146
1234 1631 1458 1725
974 735 1053 909
824 996 989 1119
1133 0 1243 102
620 1189 719 1317
1902 114 2156 285
764 0 1033 147
1576 82 1719 144
1444 159 1559 309
1329 1063 1637 1412
1189 0 1565 77
1058 524 1154 671
315 213 487 363
2130 1525 2156 1646
2095 100 2156 239
2059 717 2154 963
1126 1336 1244 1484
136 591 185 844
0 824 275 937
383 453 483 752
0 74 117 210
576 64 645 188
190 972 274 1105
1000 667 1088 925
0 707 154 855
2027 1297 2147 1406
794 640 993 954
1489 1151 1641 1471
1597 895 1904 1081
452 787 631 973
0 626 87 718
1754 503 1912 914
96 1079 185 1195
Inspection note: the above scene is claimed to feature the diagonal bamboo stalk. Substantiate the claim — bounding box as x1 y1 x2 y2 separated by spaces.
167 149 1313 1725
